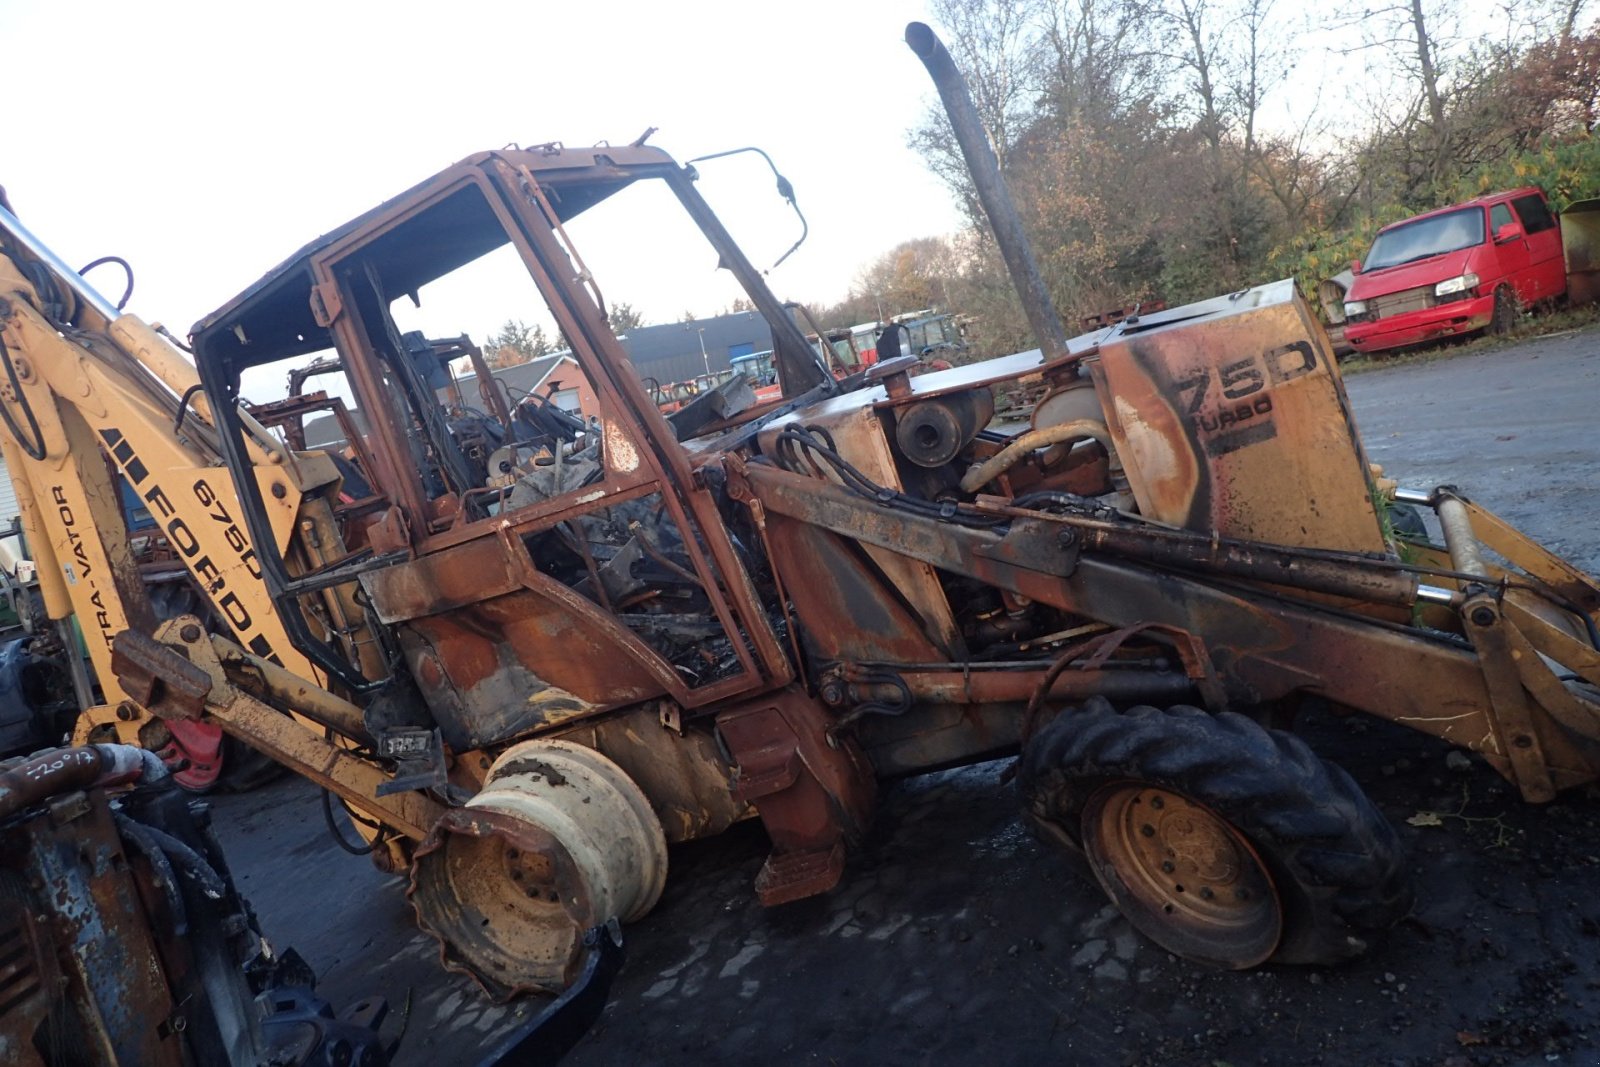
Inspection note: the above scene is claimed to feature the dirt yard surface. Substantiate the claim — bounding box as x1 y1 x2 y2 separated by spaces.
211 328 1600 1067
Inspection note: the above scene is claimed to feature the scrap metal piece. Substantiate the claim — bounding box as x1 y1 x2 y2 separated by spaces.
471 921 625 1067
667 373 758 440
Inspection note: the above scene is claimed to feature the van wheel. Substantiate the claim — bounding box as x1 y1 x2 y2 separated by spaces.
1019 699 1412 968
1489 286 1519 335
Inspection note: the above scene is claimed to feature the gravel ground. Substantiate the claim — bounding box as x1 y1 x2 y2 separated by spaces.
212 326 1600 1067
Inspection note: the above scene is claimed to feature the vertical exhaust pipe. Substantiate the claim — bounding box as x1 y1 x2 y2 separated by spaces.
905 21 1072 365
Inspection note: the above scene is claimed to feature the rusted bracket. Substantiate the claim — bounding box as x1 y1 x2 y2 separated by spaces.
720 709 802 803
716 694 876 906
971 517 1079 577
1502 591 1600 689
309 281 344 327
110 629 212 721
122 619 448 841
1463 499 1600 616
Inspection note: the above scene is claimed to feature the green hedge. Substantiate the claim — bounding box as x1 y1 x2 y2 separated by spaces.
1447 135 1600 212
1267 134 1600 315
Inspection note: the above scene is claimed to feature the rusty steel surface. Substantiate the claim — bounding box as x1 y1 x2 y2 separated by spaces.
1069 515 1420 606
0 885 55 1067
409 806 597 1000
740 450 1600 793
1088 284 1385 553
10 105 1600 1027
173 315 1600 1066
212 635 372 744
1082 783 1283 969
716 689 876 906
553 707 750 845
1563 198 1600 306
0 747 108 821
409 736 669 1000
770 402 958 655
759 514 950 665
144 619 449 842
1 792 181 1066
109 629 214 721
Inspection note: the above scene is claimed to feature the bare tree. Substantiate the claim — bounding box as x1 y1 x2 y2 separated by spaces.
908 0 1045 221
1037 0 1163 127
1326 0 1466 195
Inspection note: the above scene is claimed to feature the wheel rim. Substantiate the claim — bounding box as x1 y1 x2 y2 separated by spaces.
1082 782 1282 968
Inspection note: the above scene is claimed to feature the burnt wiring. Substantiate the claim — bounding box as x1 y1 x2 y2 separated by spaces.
771 426 1004 529
320 786 389 856
1010 489 1119 521
317 721 390 856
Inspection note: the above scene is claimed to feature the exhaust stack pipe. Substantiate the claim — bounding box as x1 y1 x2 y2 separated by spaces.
906 21 1073 365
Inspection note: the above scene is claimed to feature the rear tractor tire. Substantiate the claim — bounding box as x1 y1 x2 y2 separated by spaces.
1019 698 1411 968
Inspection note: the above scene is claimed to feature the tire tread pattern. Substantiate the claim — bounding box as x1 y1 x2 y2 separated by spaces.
1019 698 1412 965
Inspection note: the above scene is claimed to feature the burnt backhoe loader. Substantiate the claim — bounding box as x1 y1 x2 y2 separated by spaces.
2 24 1598 1052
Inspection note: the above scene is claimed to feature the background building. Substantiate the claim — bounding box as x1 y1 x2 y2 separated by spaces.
615 310 772 387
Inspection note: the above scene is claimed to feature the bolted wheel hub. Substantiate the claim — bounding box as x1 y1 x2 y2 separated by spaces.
409 740 666 999
1082 782 1282 968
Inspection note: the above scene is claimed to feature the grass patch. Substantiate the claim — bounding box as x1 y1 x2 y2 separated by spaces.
1336 301 1600 375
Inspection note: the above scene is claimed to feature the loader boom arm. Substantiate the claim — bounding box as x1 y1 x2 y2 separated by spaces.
0 206 345 747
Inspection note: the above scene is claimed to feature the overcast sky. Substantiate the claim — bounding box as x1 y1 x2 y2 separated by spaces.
2 0 964 349
1 0 1547 387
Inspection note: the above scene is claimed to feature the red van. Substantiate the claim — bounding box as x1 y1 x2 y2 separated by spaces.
1342 187 1566 354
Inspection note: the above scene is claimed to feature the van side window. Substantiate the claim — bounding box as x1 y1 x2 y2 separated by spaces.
1490 203 1515 231
1511 195 1556 234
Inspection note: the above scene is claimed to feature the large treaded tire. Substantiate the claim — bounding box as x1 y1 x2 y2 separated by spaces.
1019 698 1412 965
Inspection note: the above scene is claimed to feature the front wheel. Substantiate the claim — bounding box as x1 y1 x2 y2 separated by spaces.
1489 285 1519 335
1019 699 1412 967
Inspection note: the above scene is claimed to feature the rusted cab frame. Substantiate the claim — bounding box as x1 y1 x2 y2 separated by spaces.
190 147 821 719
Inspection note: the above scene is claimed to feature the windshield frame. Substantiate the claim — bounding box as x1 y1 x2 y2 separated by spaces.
1364 206 1487 272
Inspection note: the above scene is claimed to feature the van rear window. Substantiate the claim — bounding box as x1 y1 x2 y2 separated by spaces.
1511 194 1557 234
1365 207 1485 271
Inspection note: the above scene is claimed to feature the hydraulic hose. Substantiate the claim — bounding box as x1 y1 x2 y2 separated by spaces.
959 419 1116 494
113 813 192 933
0 743 168 821
0 330 47 461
